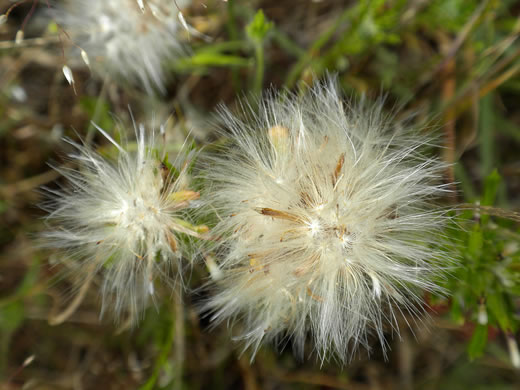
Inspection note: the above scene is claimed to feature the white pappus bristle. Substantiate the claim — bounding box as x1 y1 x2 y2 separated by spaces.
41 124 201 323
202 77 453 363
54 0 191 94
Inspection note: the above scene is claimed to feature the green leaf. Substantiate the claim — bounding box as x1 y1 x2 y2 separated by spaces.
482 169 501 207
481 169 501 225
138 314 175 390
79 97 113 132
487 293 511 331
467 224 483 260
450 295 465 326
174 53 252 71
0 258 40 308
0 302 24 334
0 302 24 375
468 324 488 360
246 10 273 43
454 162 477 201
478 94 495 178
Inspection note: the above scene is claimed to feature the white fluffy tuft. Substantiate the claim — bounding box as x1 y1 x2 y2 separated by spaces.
55 0 190 93
203 78 453 363
41 124 200 322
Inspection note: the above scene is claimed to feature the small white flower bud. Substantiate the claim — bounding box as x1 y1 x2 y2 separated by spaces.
22 355 35 367
477 301 488 325
62 65 74 86
15 30 23 45
80 49 90 68
507 334 520 369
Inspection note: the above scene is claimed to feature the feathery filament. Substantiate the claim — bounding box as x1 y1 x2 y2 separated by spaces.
203 78 452 362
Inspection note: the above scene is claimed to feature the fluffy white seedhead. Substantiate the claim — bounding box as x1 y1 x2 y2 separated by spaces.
55 0 190 93
42 123 202 322
204 78 452 363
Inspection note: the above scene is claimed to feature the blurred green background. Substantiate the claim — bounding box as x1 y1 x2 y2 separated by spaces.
1 0 520 388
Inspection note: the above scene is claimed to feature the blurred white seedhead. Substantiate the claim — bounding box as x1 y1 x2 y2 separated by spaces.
42 122 205 322
204 78 452 363
55 0 190 93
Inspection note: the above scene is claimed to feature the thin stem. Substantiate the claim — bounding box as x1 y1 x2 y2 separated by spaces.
253 41 264 95
48 264 95 325
173 282 185 390
271 28 305 58
86 75 110 144
0 35 60 49
226 0 241 91
138 315 176 390
459 204 520 222
285 6 354 88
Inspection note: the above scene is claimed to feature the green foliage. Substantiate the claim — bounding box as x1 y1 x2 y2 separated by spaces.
468 324 488 360
138 307 176 390
418 0 483 31
0 258 41 376
174 51 251 72
79 96 114 133
246 10 273 43
0 302 24 375
2 0 520 387
444 170 520 363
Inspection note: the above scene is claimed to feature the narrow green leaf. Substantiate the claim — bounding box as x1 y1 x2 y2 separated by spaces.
138 317 175 390
0 302 24 333
468 324 488 360
454 162 477 201
487 293 511 331
450 296 465 326
79 97 113 132
467 224 483 259
175 53 252 70
482 169 501 206
478 94 495 178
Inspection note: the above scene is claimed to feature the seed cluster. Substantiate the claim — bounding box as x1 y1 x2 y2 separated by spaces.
203 80 450 362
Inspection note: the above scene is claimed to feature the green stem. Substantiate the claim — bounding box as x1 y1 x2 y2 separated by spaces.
271 28 305 58
285 6 355 88
226 0 239 40
226 0 241 91
319 0 373 67
196 40 247 54
139 314 176 390
173 283 185 390
479 94 494 178
86 75 109 144
253 41 264 95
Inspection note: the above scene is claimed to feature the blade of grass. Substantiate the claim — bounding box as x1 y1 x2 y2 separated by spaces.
284 3 361 87
478 94 495 178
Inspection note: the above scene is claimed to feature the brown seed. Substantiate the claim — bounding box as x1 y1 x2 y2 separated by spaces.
332 153 345 186
319 135 329 152
257 207 302 223
166 230 178 252
306 287 324 302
